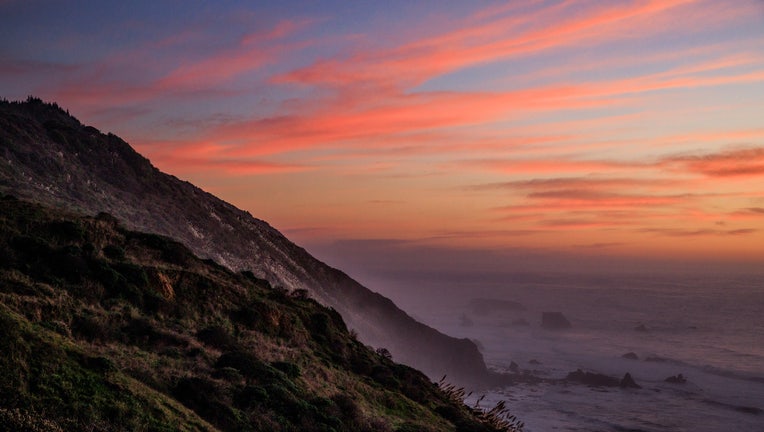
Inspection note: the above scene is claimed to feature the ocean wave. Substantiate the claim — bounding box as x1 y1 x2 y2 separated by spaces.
700 365 764 385
702 398 763 416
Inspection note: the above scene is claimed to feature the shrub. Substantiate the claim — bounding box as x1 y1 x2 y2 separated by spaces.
71 315 113 342
47 220 84 242
121 316 156 344
102 245 125 261
172 377 243 430
376 347 392 361
239 270 271 288
370 365 398 387
290 289 310 300
196 325 237 350
113 263 148 289
271 361 300 379
234 385 268 409
214 351 280 381
51 246 89 283
95 212 119 225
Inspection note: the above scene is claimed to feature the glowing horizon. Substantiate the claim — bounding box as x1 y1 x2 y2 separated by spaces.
2 0 763 270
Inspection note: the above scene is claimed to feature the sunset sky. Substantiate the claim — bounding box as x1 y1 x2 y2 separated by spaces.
2 1 764 276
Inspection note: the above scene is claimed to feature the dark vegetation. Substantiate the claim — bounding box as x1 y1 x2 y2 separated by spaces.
0 97 490 387
0 195 521 431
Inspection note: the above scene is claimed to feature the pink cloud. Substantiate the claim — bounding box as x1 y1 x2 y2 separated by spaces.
276 0 703 89
664 147 764 177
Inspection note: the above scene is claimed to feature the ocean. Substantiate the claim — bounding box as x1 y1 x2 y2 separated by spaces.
373 271 764 431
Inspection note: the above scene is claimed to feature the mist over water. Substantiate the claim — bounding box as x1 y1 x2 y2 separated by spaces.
365 271 764 431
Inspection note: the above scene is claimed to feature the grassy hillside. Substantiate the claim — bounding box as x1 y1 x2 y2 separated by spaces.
0 96 491 387
0 195 521 431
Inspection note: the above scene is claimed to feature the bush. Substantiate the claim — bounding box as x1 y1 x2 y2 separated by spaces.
71 315 113 342
47 220 84 242
376 347 392 361
234 385 268 409
140 233 192 265
196 325 237 350
290 289 310 300
113 263 148 289
102 245 125 261
214 351 281 381
172 377 243 430
50 246 89 283
271 361 300 379
121 317 156 344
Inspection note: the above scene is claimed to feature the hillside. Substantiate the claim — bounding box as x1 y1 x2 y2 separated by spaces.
0 195 523 431
0 97 489 387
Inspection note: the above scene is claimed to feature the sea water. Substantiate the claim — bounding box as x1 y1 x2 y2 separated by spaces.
375 271 764 431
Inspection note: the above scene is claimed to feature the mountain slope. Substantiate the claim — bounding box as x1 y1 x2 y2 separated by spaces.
0 195 521 431
0 97 490 387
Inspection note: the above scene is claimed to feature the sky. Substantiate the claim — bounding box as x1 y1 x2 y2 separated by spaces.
2 0 764 281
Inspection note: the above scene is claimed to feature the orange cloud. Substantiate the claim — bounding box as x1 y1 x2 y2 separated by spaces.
664 147 764 177
471 176 678 191
138 140 309 175
639 228 757 237
460 158 641 175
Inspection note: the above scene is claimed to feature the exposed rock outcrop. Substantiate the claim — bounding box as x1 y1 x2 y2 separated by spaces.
620 373 641 389
565 369 620 387
665 374 687 384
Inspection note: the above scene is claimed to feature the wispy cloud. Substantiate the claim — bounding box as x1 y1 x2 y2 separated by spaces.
2 0 762 265
640 228 757 237
663 147 764 177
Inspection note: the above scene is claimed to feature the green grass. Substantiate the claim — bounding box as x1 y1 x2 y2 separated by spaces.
0 196 521 431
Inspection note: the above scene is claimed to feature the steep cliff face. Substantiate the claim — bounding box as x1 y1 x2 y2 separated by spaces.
0 98 490 386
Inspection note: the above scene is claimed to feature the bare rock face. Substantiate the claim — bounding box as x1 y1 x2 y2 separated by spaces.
541 312 572 330
509 361 520 373
0 98 491 388
620 373 641 389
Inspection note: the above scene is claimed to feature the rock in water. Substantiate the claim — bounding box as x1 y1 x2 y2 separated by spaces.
565 369 620 387
509 361 520 373
634 324 648 332
541 312 572 329
622 352 639 360
620 373 641 389
665 374 687 384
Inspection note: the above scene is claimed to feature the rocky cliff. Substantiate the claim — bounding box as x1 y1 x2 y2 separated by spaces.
0 97 490 387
